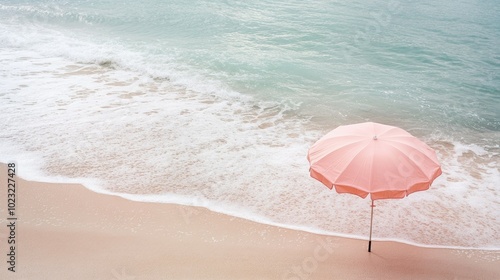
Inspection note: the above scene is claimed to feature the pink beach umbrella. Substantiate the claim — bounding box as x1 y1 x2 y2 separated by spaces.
307 122 442 252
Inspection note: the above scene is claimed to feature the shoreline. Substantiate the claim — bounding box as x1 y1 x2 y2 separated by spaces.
5 162 498 252
0 163 499 279
1 48 498 251
117 193 500 252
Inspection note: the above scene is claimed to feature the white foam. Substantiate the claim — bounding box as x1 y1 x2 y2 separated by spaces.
454 142 488 157
1 22 499 250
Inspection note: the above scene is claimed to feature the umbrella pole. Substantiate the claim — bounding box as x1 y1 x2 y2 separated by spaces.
368 200 375 252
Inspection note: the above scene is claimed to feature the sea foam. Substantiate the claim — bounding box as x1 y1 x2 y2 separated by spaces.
1 14 499 250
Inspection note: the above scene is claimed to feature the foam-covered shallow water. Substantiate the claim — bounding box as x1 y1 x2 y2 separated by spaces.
1 0 499 249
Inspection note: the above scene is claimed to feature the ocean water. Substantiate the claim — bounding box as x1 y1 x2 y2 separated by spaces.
1 0 499 249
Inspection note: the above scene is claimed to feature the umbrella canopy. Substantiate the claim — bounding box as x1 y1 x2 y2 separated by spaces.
307 122 442 251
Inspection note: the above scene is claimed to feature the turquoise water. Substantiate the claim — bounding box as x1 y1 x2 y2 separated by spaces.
1 0 499 248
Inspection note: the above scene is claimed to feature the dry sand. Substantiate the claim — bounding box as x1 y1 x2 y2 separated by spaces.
0 163 498 279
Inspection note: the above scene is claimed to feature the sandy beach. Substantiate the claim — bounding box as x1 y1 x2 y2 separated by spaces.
0 163 498 280
2 0 499 279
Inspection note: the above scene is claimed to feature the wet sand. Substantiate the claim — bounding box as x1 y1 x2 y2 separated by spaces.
0 163 498 279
